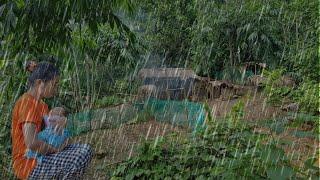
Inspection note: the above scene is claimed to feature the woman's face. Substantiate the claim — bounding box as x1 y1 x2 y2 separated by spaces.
41 76 59 98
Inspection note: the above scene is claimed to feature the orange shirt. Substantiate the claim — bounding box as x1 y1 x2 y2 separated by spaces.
11 93 49 179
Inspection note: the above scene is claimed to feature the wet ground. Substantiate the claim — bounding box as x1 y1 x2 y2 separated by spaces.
72 92 319 179
72 120 187 179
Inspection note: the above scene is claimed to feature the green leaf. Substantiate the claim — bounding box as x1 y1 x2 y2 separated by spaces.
221 171 237 180
304 157 318 170
195 175 207 180
201 155 214 162
0 4 5 17
260 145 285 165
266 166 295 180
290 130 315 138
132 169 145 177
15 0 25 9
125 172 136 180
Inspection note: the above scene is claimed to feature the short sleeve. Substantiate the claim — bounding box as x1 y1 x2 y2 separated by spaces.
43 115 49 127
18 99 42 125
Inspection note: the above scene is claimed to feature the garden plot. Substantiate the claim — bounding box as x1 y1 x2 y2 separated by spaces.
69 91 318 179
71 120 187 179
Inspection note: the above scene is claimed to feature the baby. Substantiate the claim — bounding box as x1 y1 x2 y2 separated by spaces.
26 107 70 163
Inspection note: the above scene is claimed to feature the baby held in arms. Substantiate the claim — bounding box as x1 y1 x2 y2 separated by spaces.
26 107 70 163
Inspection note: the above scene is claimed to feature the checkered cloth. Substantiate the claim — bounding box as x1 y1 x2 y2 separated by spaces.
28 144 93 180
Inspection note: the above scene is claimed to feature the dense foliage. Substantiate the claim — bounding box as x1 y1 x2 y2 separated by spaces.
138 0 319 80
0 0 135 52
137 0 196 67
263 69 319 114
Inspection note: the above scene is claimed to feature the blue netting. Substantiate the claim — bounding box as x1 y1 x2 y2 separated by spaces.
135 98 206 131
67 98 206 136
66 110 93 136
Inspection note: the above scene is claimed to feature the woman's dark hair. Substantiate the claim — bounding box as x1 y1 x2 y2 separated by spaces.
28 61 60 87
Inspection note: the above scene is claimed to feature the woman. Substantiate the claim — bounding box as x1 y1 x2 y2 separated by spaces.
11 61 93 179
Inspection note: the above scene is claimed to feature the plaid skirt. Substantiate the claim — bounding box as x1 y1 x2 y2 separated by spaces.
28 144 93 180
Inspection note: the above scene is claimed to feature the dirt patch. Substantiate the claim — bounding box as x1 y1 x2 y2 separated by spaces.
277 129 319 168
208 91 285 121
70 120 187 179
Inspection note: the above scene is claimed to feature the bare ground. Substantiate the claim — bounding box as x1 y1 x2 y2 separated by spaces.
208 91 285 121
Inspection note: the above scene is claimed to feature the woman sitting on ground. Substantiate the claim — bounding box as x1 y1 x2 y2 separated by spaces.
11 61 93 179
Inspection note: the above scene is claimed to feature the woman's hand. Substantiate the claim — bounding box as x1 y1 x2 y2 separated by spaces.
23 123 57 155
53 138 69 153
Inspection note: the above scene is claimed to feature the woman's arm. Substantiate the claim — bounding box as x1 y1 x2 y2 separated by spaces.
23 123 58 155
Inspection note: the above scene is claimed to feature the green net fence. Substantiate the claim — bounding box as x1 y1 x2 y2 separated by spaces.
67 104 139 136
67 110 93 136
66 98 206 136
135 98 205 130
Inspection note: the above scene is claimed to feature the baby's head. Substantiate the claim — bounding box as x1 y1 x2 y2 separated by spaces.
45 107 67 130
49 107 66 118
